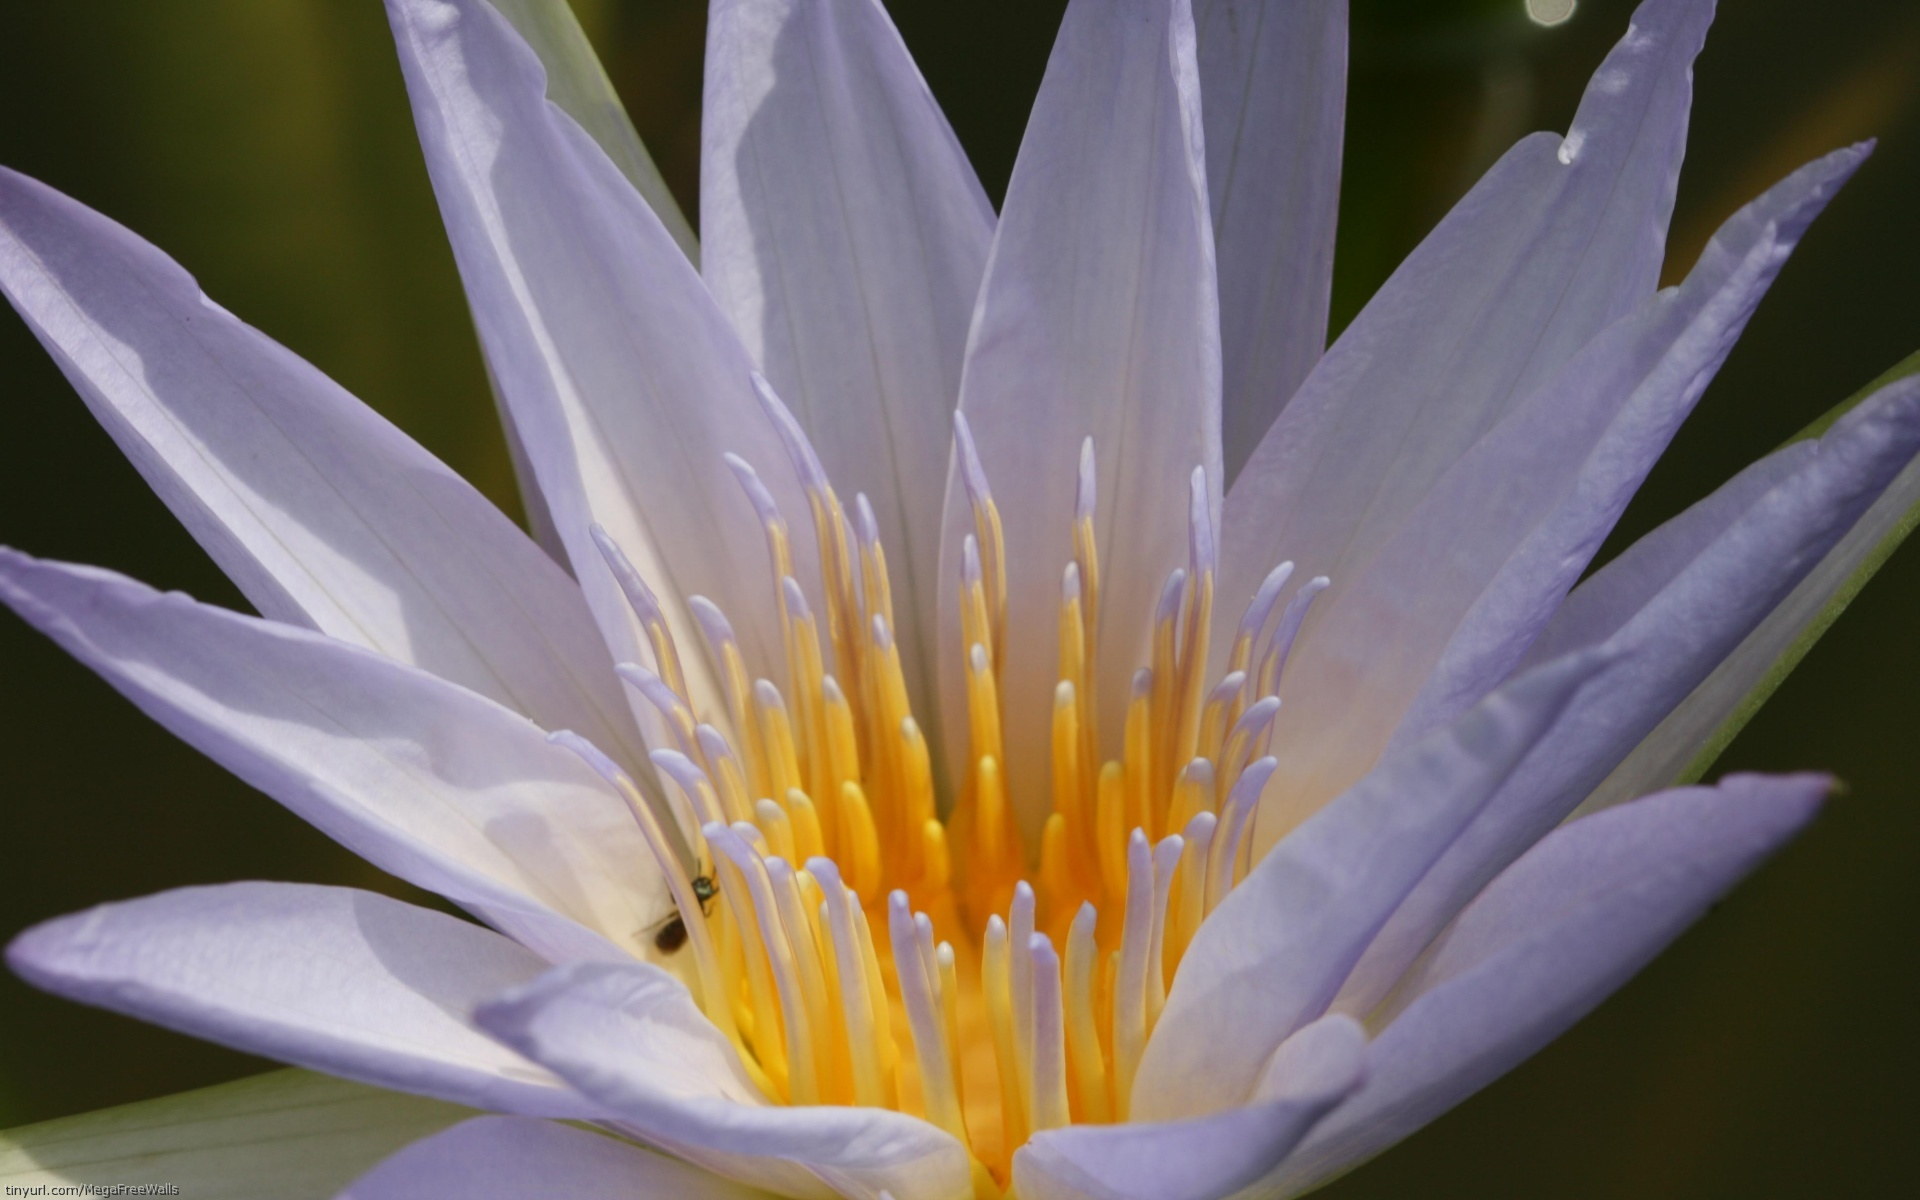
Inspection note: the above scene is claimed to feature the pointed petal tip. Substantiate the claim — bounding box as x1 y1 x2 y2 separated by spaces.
5 906 79 993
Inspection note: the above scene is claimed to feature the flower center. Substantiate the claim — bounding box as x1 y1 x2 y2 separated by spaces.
565 384 1323 1184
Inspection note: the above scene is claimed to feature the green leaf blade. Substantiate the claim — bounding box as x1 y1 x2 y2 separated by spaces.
0 1070 472 1200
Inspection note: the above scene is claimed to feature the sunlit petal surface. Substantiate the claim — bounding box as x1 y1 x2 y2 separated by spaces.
1 0 1915 1196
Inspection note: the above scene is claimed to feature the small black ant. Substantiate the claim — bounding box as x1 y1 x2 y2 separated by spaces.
649 872 718 955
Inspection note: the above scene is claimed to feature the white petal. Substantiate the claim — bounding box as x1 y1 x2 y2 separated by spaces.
484 0 697 259
0 167 644 768
1195 0 1347 480
1219 0 1712 810
1281 144 1867 805
385 0 817 715
941 0 1222 835
702 0 994 728
1015 1014 1364 1200
1334 371 1920 1015
477 961 972 1200
339 1117 772 1199
0 1070 468 1200
478 0 700 555
1132 650 1603 1121
1274 774 1827 1194
0 550 660 964
8 883 596 1118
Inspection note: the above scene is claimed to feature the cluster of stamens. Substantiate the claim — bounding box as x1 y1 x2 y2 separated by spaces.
558 379 1325 1183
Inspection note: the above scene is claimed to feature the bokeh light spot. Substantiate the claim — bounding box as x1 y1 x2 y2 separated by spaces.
1526 0 1578 26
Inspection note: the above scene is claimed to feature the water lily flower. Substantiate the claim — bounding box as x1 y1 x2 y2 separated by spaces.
2 0 1917 1196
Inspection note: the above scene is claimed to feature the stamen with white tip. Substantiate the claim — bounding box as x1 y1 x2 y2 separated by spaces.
1260 573 1332 698
615 662 697 756
751 371 831 494
593 523 689 700
1210 756 1280 908
549 730 733 1040
888 890 965 1141
577 434 1336 1184
952 411 1006 664
1027 932 1070 1134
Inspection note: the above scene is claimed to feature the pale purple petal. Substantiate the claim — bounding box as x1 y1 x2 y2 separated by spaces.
1276 773 1827 1195
477 961 972 1200
940 0 1222 838
1195 0 1347 480
1334 373 1920 1015
1132 650 1604 1121
1283 144 1867 800
1391 144 1867 740
702 0 994 729
340 1117 772 1200
0 167 644 769
1219 0 1711 811
472 0 700 557
385 0 816 713
1572 387 1920 813
8 883 597 1119
1015 1013 1364 1200
485 0 697 258
0 551 660 964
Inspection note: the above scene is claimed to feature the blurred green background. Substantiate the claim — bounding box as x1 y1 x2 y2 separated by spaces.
0 0 1915 1195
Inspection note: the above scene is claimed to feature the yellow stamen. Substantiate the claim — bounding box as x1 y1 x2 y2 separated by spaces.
787 788 826 866
840 781 883 904
755 797 797 865
585 436 1324 1188
982 916 1027 1153
1062 903 1111 1124
1027 934 1070 1133
755 680 806 801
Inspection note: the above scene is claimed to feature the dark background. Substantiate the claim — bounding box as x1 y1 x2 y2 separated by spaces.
1 1 1915 1195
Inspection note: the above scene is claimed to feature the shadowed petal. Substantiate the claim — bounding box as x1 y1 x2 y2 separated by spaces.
1133 650 1604 1121
1221 0 1713 814
1275 774 1827 1195
339 1117 772 1199
385 0 816 716
1260 144 1867 831
470 0 699 557
703 0 994 729
1195 0 1347 480
0 1070 469 1200
0 167 644 769
940 0 1222 838
485 0 697 259
1573 356 1920 811
0 551 660 964
1334 372 1920 1016
1015 1014 1363 1200
1390 144 1867 743
8 884 597 1119
477 961 971 1200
